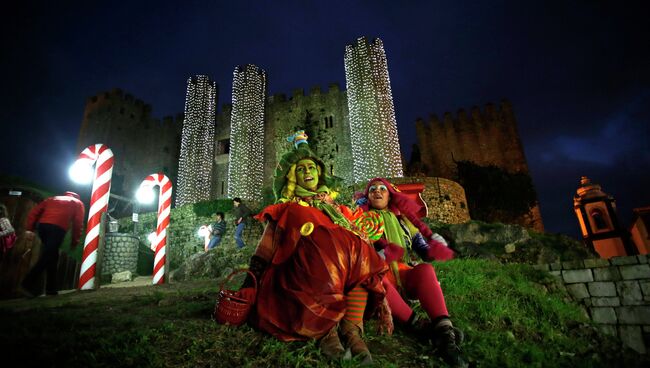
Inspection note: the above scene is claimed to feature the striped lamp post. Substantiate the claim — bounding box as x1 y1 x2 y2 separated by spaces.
70 143 114 290
137 173 172 284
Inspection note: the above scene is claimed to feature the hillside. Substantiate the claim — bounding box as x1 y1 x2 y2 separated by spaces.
1 257 647 367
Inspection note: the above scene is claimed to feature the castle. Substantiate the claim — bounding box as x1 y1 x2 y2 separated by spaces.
414 101 544 231
76 37 543 230
76 88 183 200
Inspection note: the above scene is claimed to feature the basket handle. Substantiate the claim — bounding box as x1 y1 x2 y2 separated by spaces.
219 268 257 294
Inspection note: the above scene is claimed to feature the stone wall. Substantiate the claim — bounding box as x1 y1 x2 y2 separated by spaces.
414 100 544 231
212 84 353 200
102 233 139 276
389 177 471 224
535 255 650 354
415 100 527 182
263 84 353 186
212 104 232 199
118 202 264 269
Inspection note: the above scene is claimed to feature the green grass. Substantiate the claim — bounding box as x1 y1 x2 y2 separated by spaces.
0 260 646 367
429 260 600 367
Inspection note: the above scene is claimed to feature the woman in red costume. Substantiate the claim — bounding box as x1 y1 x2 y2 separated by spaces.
357 177 466 367
243 133 388 364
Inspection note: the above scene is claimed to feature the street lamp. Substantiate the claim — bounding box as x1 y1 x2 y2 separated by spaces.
135 185 155 204
68 160 94 184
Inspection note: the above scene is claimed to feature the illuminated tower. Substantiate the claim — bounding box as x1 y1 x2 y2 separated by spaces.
227 64 267 200
573 176 636 258
344 36 403 183
176 75 217 206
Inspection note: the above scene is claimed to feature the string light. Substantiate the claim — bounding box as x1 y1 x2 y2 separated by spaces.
176 75 217 206
227 64 267 201
344 37 403 183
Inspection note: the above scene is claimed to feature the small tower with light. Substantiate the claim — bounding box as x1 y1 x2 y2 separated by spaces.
573 176 636 258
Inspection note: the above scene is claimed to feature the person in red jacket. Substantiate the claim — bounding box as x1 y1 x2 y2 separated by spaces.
21 191 85 297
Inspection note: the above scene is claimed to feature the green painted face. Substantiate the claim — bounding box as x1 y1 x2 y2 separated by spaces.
295 159 319 191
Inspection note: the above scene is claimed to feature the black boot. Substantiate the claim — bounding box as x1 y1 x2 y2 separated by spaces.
242 255 267 288
433 324 467 368
408 315 464 346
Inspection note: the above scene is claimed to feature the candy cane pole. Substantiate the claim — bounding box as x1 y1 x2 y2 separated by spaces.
139 173 172 285
74 144 114 290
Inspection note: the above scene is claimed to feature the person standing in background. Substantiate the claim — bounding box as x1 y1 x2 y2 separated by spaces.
20 191 85 297
232 198 251 249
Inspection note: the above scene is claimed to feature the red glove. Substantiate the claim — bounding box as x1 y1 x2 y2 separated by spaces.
374 238 389 251
384 242 405 263
425 238 455 261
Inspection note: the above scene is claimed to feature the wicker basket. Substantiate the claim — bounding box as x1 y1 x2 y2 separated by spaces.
213 269 257 326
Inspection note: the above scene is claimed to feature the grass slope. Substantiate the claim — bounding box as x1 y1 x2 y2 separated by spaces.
1 258 646 367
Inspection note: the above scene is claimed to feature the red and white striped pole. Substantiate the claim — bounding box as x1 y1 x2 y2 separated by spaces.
139 173 172 285
75 144 114 290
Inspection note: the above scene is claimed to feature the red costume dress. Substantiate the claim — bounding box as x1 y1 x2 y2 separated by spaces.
250 202 388 341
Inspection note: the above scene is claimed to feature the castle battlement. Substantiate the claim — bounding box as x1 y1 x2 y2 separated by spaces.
423 100 515 131
267 93 286 103
309 85 321 95
345 36 382 50
85 88 154 119
80 89 183 147
415 99 527 179
414 98 540 231
267 83 344 105
234 65 265 78
291 88 304 99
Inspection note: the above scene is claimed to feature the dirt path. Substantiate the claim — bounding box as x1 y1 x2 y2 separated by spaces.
0 277 216 312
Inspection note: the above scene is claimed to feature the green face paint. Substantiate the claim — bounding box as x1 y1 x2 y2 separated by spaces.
296 159 319 191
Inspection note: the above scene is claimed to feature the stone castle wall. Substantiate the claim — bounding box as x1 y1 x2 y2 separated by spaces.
415 100 528 179
211 83 353 200
78 87 542 231
389 177 471 224
264 83 353 186
415 100 543 231
535 255 650 354
212 104 232 198
77 88 183 200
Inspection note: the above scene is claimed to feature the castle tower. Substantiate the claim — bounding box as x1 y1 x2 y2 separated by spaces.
76 88 182 210
176 75 217 207
344 36 403 182
573 176 636 258
415 101 544 231
227 65 267 201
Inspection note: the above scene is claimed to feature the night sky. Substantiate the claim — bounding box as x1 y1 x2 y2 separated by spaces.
2 1 648 238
